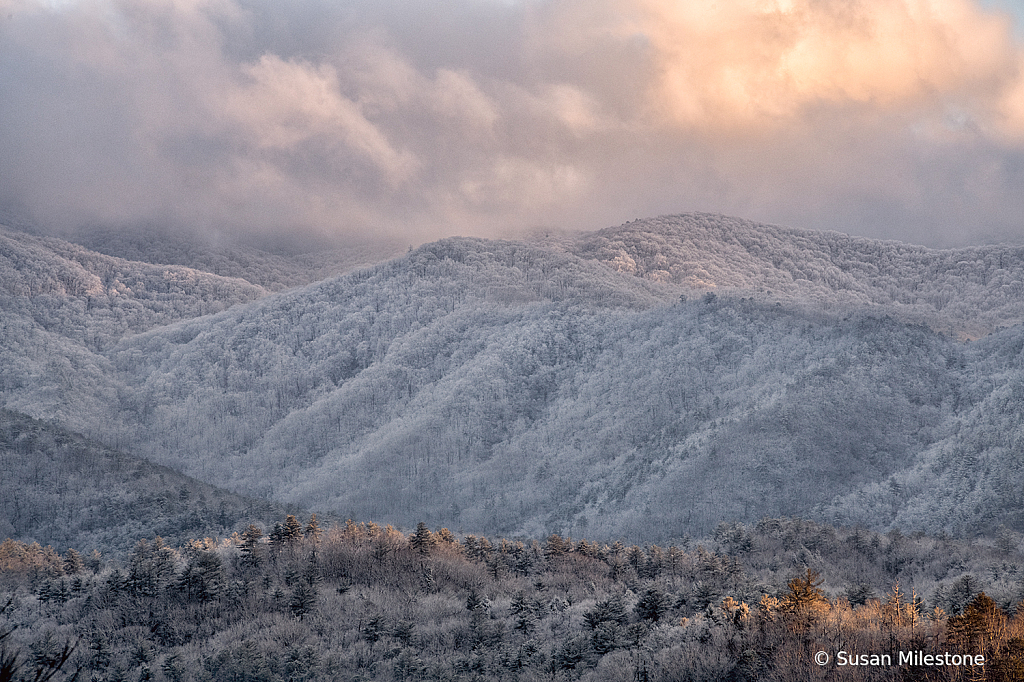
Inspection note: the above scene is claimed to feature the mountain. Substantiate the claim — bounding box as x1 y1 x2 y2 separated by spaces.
0 224 271 437
2 214 1023 546
0 409 285 553
0 225 268 345
566 213 1024 339
70 224 407 291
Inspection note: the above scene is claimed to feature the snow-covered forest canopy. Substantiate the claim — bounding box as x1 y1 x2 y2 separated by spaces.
3 213 1024 545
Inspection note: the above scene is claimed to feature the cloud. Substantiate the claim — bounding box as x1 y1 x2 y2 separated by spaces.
1 0 1023 247
635 0 1021 128
228 55 418 182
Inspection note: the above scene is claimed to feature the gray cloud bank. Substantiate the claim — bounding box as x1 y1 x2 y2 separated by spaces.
2 0 1024 247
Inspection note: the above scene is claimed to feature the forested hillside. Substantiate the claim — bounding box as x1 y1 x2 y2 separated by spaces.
0 224 269 436
569 213 1024 339
3 214 1024 544
71 225 407 292
1 517 1022 681
102 238 1024 540
0 226 267 346
0 410 285 553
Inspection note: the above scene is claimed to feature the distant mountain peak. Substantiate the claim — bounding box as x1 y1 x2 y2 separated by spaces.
566 212 1024 338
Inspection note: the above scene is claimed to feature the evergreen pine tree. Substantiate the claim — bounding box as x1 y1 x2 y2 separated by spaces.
304 514 322 543
947 593 1007 656
85 549 102 574
62 549 84 575
409 522 435 555
282 515 304 545
781 568 826 612
544 534 569 561
269 523 285 547
436 528 458 546
635 587 669 622
289 582 317 619
240 524 263 566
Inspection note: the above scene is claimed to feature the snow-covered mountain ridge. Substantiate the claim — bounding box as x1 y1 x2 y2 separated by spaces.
1 225 268 346
567 213 1024 338
3 214 1023 543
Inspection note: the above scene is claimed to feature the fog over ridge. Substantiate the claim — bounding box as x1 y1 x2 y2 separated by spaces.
2 0 1024 247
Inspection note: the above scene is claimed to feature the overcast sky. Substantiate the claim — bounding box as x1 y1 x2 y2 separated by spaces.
2 0 1023 248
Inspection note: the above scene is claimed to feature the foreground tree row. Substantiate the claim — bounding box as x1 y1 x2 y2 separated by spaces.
1 516 1023 681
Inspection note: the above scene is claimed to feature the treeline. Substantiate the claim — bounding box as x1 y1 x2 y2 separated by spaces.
2 516 1023 681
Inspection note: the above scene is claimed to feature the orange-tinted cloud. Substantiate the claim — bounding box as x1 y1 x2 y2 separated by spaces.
1 0 1023 246
627 0 1023 132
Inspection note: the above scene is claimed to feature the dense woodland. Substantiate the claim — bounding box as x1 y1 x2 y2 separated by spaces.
571 214 1024 339
2 517 1024 681
0 410 285 552
4 213 1024 680
4 215 1024 542
70 226 405 293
